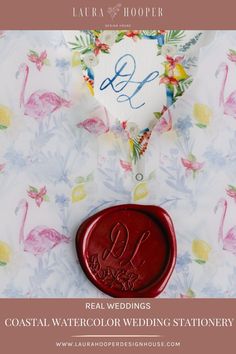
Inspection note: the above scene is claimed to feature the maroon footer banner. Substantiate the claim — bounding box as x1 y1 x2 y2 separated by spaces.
0 299 235 354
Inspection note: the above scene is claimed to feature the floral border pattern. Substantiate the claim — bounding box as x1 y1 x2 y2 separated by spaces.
68 30 196 163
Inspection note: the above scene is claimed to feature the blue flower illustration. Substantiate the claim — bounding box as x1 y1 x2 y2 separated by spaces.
55 194 69 207
174 116 193 137
55 58 70 71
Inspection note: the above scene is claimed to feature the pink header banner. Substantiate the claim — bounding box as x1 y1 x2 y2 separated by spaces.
0 0 235 29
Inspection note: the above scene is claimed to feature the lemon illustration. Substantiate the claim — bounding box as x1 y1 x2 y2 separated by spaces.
181 288 196 298
0 105 12 129
133 181 148 202
192 239 211 263
0 241 11 266
129 139 134 151
72 183 87 203
173 64 189 81
86 82 94 96
186 288 196 298
193 103 212 128
71 51 81 67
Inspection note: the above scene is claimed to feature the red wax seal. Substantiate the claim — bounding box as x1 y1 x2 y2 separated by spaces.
76 204 176 298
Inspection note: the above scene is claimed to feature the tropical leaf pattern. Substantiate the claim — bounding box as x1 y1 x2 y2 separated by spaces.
164 30 185 45
69 33 93 53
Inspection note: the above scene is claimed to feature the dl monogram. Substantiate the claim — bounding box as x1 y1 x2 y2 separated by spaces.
102 222 150 269
100 54 159 109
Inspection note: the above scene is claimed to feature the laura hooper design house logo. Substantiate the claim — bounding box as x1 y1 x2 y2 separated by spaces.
107 3 122 20
72 4 163 19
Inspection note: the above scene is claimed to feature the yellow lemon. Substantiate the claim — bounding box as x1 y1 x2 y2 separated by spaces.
186 288 196 298
173 64 189 81
0 105 12 129
0 241 11 265
133 181 148 202
71 51 81 67
86 82 94 96
192 239 211 262
129 139 134 151
193 103 212 127
72 183 87 203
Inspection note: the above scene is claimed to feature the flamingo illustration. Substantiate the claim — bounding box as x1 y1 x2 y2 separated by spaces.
214 198 236 254
215 62 236 118
16 63 71 119
15 199 69 255
77 106 109 135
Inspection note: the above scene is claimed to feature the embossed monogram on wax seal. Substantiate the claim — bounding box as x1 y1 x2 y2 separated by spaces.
102 222 150 269
85 222 150 291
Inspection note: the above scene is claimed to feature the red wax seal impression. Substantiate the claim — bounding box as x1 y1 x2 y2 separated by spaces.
76 204 176 298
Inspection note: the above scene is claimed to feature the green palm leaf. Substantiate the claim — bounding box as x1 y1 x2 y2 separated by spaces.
131 138 142 163
165 30 185 45
69 33 93 52
178 77 193 93
142 30 158 37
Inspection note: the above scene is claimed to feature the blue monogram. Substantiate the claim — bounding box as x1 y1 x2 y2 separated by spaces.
99 54 159 109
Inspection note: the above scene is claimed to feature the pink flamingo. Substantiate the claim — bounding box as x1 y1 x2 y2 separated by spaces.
77 106 109 135
16 63 71 119
214 198 236 255
215 62 236 118
15 199 69 255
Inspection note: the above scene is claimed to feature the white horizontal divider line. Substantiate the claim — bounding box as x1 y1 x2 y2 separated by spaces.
71 334 163 338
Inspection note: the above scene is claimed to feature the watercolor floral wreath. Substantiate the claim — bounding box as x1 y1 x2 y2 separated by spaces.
68 30 194 163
